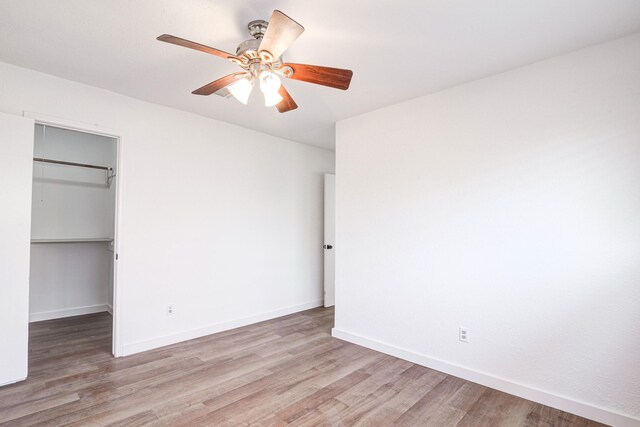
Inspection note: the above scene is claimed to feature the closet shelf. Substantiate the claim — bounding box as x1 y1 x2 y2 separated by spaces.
31 238 113 243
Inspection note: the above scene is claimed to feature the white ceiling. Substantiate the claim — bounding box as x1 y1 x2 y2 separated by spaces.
1 1 639 150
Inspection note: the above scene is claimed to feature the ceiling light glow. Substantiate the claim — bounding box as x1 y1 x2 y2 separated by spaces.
228 78 254 105
259 71 283 106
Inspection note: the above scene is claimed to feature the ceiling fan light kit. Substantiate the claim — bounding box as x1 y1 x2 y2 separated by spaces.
259 71 283 106
157 10 353 113
227 78 253 105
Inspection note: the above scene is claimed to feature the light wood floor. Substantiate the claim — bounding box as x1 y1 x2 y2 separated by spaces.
0 308 603 426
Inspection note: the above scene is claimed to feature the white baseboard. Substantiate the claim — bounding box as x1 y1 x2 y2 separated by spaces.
0 376 27 387
332 328 640 427
106 304 113 315
29 304 110 322
122 300 324 356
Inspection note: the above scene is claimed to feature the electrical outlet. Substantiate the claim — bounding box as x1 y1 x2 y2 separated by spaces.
167 305 175 315
459 327 469 343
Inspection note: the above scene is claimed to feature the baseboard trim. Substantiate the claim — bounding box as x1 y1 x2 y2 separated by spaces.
331 328 639 427
29 304 110 322
122 300 324 357
106 304 113 315
0 376 27 388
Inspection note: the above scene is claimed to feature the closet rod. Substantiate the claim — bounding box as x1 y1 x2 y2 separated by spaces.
33 157 112 171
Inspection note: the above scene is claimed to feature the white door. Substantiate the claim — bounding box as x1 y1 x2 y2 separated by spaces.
0 112 34 385
323 174 335 307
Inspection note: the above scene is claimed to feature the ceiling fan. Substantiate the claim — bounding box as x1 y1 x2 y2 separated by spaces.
157 10 353 113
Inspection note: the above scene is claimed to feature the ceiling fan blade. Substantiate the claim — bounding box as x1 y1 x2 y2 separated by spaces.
258 10 304 62
276 85 298 113
157 34 240 63
281 63 353 90
192 73 245 96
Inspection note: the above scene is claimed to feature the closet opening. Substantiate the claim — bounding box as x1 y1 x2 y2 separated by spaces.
29 123 120 357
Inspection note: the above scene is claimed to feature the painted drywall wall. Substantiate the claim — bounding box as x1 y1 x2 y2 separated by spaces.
0 60 334 360
0 112 34 386
29 242 112 321
334 33 640 425
29 125 116 321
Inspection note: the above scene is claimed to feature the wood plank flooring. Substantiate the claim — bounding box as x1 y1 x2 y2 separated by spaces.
0 308 604 426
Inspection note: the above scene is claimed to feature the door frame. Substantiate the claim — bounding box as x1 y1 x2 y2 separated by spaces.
323 173 336 307
24 111 125 357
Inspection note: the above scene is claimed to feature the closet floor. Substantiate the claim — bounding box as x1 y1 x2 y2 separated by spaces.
0 309 603 426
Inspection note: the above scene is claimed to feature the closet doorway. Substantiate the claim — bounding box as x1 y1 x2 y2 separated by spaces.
29 120 121 357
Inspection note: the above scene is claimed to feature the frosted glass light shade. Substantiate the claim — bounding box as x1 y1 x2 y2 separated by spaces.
259 71 283 106
262 90 283 107
259 71 281 92
228 78 253 105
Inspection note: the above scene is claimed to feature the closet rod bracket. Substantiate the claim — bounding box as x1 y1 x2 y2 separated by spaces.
106 168 116 187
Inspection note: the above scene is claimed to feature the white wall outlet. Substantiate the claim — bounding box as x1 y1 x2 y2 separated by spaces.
459 326 469 343
167 305 175 315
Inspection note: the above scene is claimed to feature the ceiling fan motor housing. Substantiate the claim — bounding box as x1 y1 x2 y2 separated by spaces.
236 19 283 76
236 38 261 59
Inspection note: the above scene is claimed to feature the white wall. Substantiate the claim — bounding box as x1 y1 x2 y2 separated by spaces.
0 112 34 386
334 33 640 426
29 242 112 321
0 60 334 358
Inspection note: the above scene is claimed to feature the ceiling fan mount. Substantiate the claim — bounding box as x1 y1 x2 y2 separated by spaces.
247 20 269 39
157 10 353 113
233 20 283 71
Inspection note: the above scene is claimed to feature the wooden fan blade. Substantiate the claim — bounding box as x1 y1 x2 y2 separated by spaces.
276 85 298 113
281 63 353 90
157 34 240 63
192 73 245 96
258 10 304 62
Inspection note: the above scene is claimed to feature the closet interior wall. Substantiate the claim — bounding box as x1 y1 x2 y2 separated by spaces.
30 124 117 322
